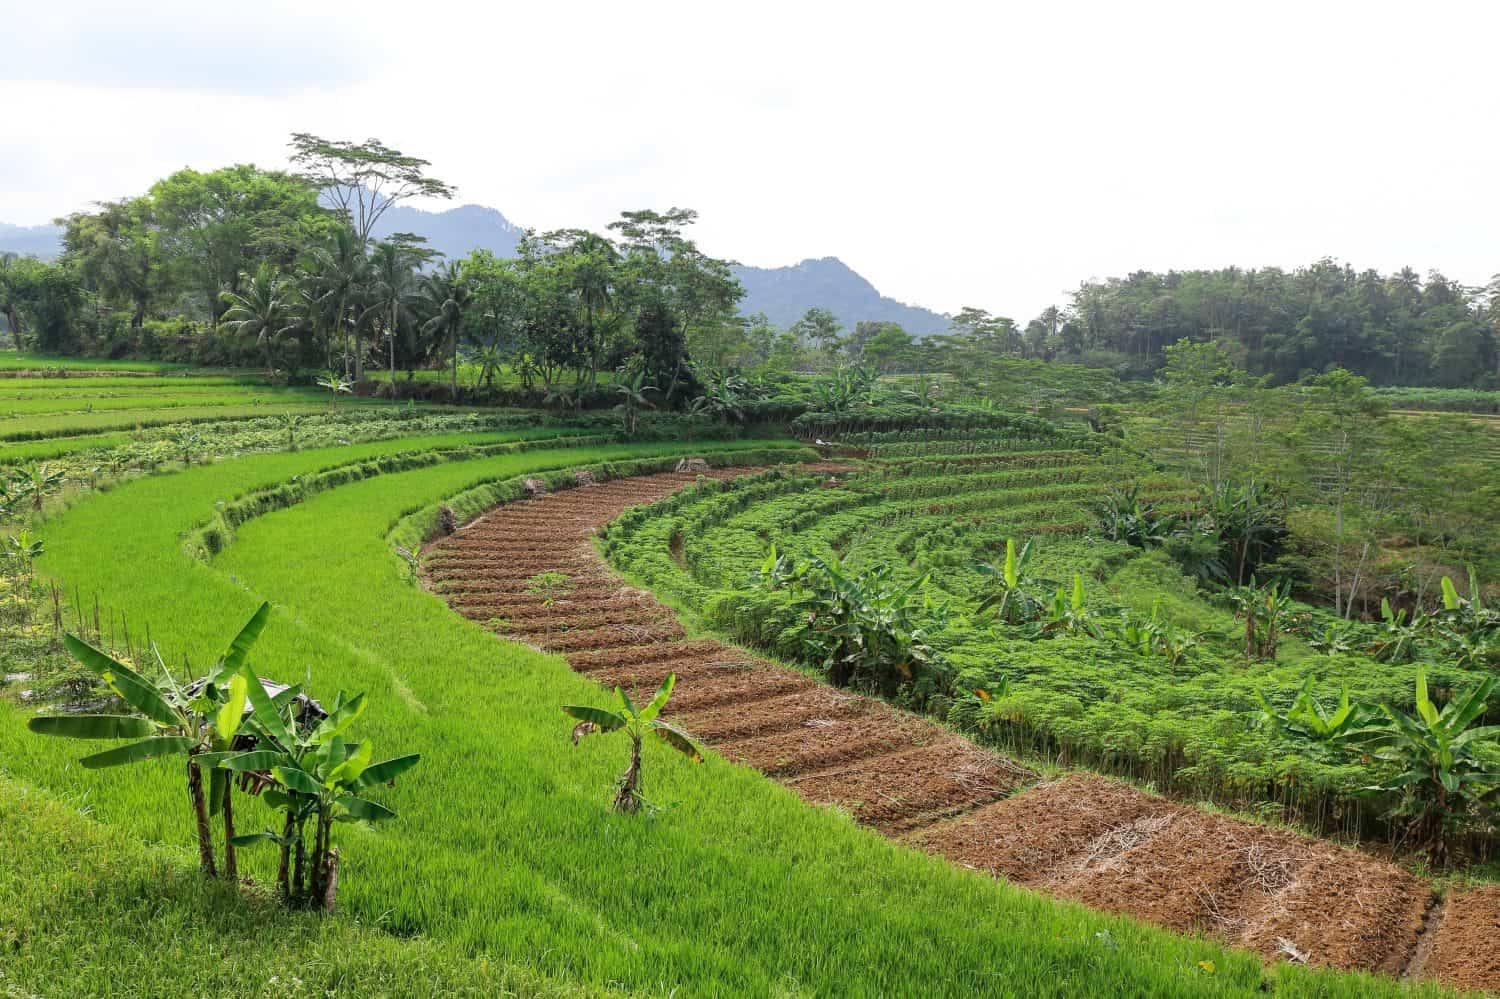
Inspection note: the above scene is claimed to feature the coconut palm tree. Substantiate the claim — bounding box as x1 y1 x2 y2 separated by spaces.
221 265 302 377
364 241 422 399
304 229 369 378
418 262 471 394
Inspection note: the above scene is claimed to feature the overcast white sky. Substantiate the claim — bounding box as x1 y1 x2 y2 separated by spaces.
3 0 1497 319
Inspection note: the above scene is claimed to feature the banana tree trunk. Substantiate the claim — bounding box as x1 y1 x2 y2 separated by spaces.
276 810 295 900
187 761 217 878
612 737 642 813
321 848 340 912
292 822 308 905
222 779 237 881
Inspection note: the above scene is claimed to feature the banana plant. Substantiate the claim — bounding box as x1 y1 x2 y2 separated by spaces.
166 426 205 464
1 529 43 586
280 412 305 451
316 370 353 402
1346 670 1500 868
1091 484 1182 549
1255 677 1371 743
1038 574 1104 638
1224 578 1292 660
564 673 702 813
1369 598 1428 664
974 538 1047 625
901 374 942 410
613 367 657 435
27 602 273 879
1307 619 1360 656
12 461 65 512
211 670 418 908
1433 569 1499 666
1115 601 1198 666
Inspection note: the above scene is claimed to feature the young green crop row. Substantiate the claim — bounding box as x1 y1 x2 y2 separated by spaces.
1 427 1447 997
0 375 266 393
0 351 205 373
0 402 367 442
0 386 362 416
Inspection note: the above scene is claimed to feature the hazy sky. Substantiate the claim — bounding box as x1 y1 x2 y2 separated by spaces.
4 0 1497 320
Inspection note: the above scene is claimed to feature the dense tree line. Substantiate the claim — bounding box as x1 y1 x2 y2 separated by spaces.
1047 262 1498 387
0 136 739 402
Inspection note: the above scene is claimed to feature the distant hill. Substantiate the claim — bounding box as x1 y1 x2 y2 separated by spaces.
0 222 63 259
730 256 949 335
0 203 951 335
369 202 524 260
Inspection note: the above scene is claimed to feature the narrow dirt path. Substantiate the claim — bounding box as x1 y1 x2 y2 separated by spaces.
425 468 1496 994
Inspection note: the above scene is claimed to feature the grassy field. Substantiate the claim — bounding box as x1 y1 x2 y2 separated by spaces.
0 424 1454 996
0 777 584 998
0 350 212 373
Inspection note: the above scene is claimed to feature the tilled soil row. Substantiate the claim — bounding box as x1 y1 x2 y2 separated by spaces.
911 774 1437 976
424 465 1495 995
425 467 1033 838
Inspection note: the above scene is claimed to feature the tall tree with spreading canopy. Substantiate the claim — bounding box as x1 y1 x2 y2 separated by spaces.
288 133 455 248
150 165 332 327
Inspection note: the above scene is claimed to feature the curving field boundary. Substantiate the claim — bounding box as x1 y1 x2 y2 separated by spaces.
426 467 1500 995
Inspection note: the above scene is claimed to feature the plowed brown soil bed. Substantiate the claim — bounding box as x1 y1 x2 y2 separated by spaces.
426 462 1492 995
569 639 726 673
911 774 1433 974
720 708 940 777
587 659 814 712
671 686 858 740
1424 886 1500 992
789 740 1031 833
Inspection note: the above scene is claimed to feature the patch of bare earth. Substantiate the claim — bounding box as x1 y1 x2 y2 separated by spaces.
1423 886 1500 992
911 773 1433 975
427 465 1493 995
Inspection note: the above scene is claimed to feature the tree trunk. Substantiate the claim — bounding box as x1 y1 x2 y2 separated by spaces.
321 848 340 912
310 807 331 905
389 302 399 400
187 761 217 878
292 822 308 905
276 810 295 900
222 778 238 882
4 306 22 350
612 738 642 813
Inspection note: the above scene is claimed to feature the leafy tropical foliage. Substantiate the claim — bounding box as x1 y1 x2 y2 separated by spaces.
563 673 701 813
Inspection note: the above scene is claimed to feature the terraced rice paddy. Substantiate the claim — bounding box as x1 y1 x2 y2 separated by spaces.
422 463 1500 992
1 374 1493 997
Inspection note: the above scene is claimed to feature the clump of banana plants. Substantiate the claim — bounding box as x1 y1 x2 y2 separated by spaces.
974 538 1050 625
26 600 419 909
1223 577 1292 659
212 673 419 909
27 602 275 879
1346 670 1500 868
564 673 702 813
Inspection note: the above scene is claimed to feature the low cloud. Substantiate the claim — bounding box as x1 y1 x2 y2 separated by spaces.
4 5 380 95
